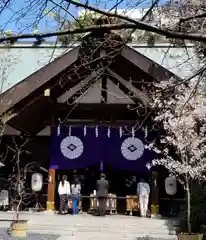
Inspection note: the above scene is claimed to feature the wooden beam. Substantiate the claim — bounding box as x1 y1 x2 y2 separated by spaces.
0 46 80 115
107 76 135 104
1 112 18 124
107 68 150 106
57 70 101 104
151 171 160 217
121 46 176 82
57 103 137 121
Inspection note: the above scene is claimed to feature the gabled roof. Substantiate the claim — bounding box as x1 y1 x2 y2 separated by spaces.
0 46 80 115
0 39 183 135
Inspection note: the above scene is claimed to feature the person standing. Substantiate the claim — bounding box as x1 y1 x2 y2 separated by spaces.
58 175 70 215
137 178 150 217
96 173 109 216
71 175 81 215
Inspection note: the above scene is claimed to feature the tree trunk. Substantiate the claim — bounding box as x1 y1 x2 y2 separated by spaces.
186 181 191 233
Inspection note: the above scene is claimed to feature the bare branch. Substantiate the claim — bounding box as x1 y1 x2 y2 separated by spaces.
1 22 206 43
180 12 206 23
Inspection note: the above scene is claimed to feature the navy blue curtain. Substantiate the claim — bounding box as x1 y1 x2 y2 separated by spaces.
103 127 154 173
50 127 101 170
50 126 155 172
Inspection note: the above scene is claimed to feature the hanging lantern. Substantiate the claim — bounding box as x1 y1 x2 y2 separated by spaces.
165 176 177 196
107 127 110 138
31 173 43 192
57 125 61 136
95 126 98 138
0 190 9 207
84 126 87 136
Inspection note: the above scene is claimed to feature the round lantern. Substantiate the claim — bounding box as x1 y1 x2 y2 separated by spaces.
31 173 43 192
165 176 177 196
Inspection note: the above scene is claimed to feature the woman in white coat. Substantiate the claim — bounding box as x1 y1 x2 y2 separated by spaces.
58 175 71 214
137 178 150 217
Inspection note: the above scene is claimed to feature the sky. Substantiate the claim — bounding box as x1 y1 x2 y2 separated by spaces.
0 0 167 37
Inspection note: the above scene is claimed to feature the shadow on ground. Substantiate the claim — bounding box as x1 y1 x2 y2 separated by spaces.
0 228 60 240
165 218 179 235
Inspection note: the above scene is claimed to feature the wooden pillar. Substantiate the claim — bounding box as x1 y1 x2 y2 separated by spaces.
151 171 160 217
46 168 56 211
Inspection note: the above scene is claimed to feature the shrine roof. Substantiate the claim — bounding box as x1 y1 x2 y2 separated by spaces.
0 40 201 135
0 42 200 94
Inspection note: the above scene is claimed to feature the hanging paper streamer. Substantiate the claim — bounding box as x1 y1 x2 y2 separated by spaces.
107 127 110 138
100 160 104 172
144 126 148 138
132 127 135 138
119 126 123 138
84 126 87 137
95 126 98 138
57 125 61 136
69 126 71 136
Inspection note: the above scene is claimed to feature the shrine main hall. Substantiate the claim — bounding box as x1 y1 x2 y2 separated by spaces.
0 32 195 216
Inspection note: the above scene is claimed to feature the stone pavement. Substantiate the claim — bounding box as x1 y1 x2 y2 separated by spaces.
0 212 178 240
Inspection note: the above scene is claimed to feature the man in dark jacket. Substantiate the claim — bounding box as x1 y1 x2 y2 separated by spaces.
96 173 109 216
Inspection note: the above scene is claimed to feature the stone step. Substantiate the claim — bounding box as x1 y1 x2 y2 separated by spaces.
27 229 178 240
29 226 176 234
56 237 176 240
28 222 175 229
0 212 178 239
0 220 177 233
1 222 177 237
0 218 178 229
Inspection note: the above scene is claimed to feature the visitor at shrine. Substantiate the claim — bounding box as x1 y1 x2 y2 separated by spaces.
71 175 81 215
137 178 150 217
96 173 109 216
58 175 71 215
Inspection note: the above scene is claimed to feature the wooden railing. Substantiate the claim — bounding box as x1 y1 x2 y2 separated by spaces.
67 194 140 215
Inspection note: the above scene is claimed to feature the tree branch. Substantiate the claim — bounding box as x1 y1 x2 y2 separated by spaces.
141 0 160 22
65 0 149 25
179 12 206 23
1 22 206 43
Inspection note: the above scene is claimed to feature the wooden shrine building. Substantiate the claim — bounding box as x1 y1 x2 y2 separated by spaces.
0 31 195 216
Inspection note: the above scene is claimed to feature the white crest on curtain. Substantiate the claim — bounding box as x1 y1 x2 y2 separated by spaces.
69 126 71 136
31 173 43 192
132 127 135 138
84 126 87 137
57 125 61 136
119 126 123 138
107 127 110 138
95 126 98 137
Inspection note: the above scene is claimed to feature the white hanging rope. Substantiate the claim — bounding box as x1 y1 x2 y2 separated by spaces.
69 126 71 136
